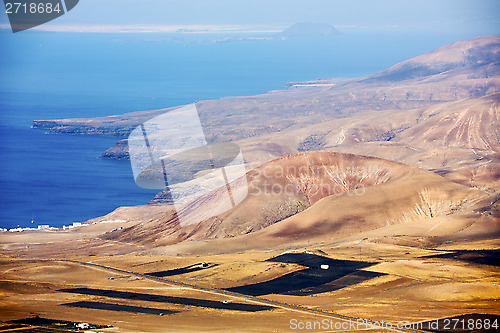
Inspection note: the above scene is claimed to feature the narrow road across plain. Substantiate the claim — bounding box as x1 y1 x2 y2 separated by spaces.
61 259 428 333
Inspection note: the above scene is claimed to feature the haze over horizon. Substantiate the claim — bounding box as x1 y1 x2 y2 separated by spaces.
0 0 499 34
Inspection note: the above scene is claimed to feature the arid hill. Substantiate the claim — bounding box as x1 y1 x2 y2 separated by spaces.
232 93 499 191
99 151 488 253
395 93 499 151
364 35 500 82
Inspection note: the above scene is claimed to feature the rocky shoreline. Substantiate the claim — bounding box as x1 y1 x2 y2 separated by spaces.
32 120 138 137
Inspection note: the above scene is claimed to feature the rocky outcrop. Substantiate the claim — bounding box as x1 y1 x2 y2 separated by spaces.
100 139 129 159
32 120 138 137
32 107 175 137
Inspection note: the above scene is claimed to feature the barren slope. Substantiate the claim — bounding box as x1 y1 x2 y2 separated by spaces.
162 169 490 256
396 93 500 151
98 149 494 255
230 93 499 192
100 152 418 245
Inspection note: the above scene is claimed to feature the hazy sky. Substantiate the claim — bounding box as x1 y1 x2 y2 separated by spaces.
1 0 499 32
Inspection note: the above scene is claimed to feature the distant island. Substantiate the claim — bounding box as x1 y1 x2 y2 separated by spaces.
16 22 342 43
279 22 341 38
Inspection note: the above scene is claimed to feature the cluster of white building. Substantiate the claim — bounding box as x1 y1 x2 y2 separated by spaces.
3 222 86 232
2 219 129 233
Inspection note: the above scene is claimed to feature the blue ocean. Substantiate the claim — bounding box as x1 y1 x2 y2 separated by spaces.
0 29 487 229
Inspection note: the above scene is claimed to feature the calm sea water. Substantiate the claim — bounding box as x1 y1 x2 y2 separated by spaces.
0 30 486 229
